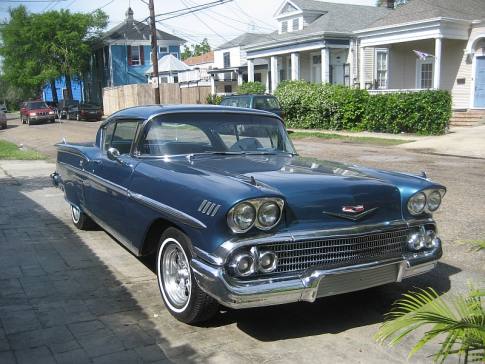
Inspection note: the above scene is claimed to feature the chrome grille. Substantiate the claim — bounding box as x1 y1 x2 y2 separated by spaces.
259 229 409 274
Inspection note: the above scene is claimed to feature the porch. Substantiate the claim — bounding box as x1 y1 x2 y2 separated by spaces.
245 39 354 93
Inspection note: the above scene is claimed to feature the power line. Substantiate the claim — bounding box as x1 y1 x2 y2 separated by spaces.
179 0 229 42
152 0 233 22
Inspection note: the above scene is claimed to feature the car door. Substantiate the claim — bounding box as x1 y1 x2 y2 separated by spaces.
84 119 140 242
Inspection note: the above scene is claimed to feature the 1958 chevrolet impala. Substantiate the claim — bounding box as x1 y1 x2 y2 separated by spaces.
51 105 445 324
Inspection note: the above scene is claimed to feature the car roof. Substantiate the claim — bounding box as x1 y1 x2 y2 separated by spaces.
105 104 280 123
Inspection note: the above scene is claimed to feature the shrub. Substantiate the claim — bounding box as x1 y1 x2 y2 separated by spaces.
206 94 223 105
274 81 451 135
238 81 266 95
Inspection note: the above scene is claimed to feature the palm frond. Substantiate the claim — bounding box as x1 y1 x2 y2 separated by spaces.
375 285 485 363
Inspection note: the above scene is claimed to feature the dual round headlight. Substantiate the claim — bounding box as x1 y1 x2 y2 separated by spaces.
227 198 284 233
407 189 445 215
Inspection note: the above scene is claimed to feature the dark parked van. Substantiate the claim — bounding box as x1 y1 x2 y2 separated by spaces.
220 94 284 119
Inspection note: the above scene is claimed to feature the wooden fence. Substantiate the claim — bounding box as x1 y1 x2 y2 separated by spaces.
102 83 212 115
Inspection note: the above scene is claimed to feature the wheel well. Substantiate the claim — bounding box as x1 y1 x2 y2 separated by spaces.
140 218 183 256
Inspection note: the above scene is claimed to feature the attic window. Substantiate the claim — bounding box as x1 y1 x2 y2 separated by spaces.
159 46 168 53
281 20 288 33
292 18 300 31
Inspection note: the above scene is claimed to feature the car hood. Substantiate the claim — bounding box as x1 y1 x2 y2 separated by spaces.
164 154 434 228
29 108 52 113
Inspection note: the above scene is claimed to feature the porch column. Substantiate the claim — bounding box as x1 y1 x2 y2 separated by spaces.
265 59 270 93
247 59 255 83
291 52 300 80
434 37 442 89
237 71 244 86
271 56 279 93
359 46 366 89
210 75 216 95
321 48 330 83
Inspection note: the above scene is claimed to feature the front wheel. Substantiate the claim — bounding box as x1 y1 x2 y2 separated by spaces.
156 227 219 324
70 205 94 230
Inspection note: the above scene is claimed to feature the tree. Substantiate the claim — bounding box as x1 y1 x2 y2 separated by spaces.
376 285 485 363
181 38 211 60
0 6 108 101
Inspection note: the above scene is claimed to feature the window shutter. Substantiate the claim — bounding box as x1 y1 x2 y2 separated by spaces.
140 46 145 65
127 45 132 66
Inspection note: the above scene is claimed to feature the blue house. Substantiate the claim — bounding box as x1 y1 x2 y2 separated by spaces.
42 76 83 103
83 7 185 104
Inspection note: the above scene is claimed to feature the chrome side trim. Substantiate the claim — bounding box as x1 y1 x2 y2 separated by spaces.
129 192 207 229
59 162 206 229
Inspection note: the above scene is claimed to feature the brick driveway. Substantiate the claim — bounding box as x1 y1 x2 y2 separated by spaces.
0 116 484 363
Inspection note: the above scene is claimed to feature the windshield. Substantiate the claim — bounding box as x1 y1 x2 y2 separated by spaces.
140 113 295 157
253 96 280 110
28 102 48 109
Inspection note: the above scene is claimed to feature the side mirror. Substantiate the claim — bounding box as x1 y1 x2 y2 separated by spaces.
107 147 121 161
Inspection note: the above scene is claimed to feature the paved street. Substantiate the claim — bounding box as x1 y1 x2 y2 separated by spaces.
0 116 484 363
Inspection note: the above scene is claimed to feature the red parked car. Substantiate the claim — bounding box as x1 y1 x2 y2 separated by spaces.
20 101 56 125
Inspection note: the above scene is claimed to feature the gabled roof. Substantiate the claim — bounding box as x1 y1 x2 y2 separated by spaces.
216 33 275 50
145 54 190 75
184 51 214 66
245 1 390 49
103 8 185 43
366 0 485 29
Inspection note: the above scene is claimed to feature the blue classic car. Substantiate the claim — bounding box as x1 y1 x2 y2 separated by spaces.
52 105 445 324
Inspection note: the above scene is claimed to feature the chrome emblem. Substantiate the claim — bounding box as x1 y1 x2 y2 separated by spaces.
322 205 379 221
342 205 365 213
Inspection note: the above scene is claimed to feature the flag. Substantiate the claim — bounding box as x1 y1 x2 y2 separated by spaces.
413 50 434 60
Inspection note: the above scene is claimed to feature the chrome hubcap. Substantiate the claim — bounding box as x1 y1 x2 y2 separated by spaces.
71 205 81 223
162 243 191 308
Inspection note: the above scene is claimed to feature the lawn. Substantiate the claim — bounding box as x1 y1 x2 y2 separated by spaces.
0 140 46 160
289 131 413 146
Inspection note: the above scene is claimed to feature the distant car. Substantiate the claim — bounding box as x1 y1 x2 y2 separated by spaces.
57 99 79 119
0 104 7 113
0 110 7 129
67 102 103 121
220 94 284 119
20 101 56 125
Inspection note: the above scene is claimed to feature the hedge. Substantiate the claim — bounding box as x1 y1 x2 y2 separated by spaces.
238 81 266 95
274 81 451 135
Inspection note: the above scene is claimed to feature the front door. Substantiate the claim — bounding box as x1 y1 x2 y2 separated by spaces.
474 56 485 107
311 54 322 83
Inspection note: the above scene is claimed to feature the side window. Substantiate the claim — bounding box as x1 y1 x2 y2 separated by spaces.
103 121 138 155
141 122 211 155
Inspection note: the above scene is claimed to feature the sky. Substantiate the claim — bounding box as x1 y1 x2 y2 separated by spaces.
0 0 377 47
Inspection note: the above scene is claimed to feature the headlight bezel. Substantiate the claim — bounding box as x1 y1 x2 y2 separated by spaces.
407 189 446 215
227 198 284 234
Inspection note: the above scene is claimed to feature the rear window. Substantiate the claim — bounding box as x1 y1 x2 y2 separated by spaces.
253 97 280 110
221 96 251 108
27 102 48 109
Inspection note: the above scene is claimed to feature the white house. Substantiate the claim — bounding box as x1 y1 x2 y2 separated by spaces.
145 54 190 84
208 33 273 94
243 0 390 93
178 51 215 88
355 0 485 111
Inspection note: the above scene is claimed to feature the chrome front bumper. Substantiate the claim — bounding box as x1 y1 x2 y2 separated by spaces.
191 245 442 309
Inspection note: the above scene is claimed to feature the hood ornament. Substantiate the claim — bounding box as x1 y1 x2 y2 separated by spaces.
323 205 378 221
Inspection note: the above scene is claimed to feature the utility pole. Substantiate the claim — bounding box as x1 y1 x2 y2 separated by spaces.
149 0 160 104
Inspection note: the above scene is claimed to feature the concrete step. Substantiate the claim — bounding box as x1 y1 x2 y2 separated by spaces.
450 122 479 127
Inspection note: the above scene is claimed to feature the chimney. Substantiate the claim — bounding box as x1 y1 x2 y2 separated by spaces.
125 7 134 21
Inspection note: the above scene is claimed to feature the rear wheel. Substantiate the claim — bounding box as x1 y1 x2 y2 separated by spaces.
156 227 219 324
70 205 94 230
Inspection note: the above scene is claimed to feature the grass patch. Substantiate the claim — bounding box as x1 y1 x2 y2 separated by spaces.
0 140 45 160
289 131 412 146
465 240 485 252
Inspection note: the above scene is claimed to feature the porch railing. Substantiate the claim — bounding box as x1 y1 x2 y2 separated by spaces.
367 88 433 94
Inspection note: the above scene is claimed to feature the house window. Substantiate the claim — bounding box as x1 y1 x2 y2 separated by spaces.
159 46 168 53
417 60 434 89
128 45 144 66
223 52 231 68
375 49 388 89
255 73 262 82
281 20 288 33
224 85 232 93
292 18 300 31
